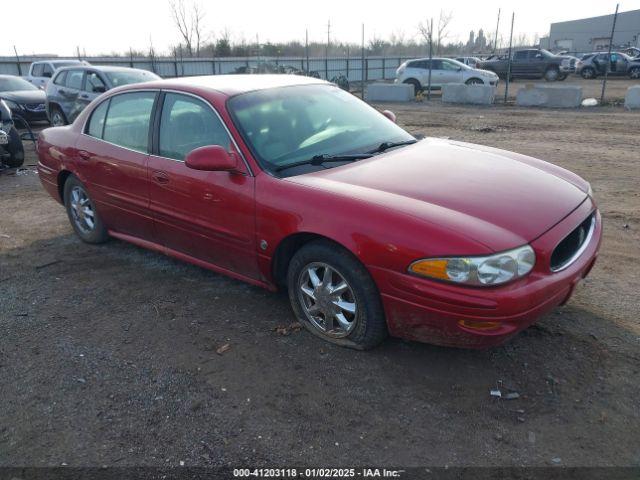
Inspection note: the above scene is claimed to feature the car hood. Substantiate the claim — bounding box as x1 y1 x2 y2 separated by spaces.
0 90 46 104
288 138 589 252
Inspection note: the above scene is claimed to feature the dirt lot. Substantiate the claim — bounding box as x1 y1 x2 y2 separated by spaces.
1 102 639 469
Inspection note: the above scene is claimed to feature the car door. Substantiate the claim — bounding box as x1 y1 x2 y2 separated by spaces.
529 51 547 76
439 59 464 84
73 91 157 241
427 60 445 88
511 51 529 76
59 69 85 122
78 71 107 112
147 91 258 279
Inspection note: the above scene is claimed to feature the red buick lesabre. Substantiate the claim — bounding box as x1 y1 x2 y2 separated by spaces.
36 75 602 349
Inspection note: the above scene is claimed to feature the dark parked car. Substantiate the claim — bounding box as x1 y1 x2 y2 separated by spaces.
45 66 160 126
0 75 48 124
36 75 601 350
478 49 572 81
576 52 640 79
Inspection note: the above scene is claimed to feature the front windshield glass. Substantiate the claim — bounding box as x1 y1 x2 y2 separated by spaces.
228 84 414 173
448 59 471 69
0 77 39 92
104 70 159 87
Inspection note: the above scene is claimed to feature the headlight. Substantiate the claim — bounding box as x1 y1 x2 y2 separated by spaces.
408 245 536 286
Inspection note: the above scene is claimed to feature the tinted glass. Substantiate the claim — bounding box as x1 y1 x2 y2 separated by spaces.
159 93 230 161
53 71 67 86
228 84 414 172
66 70 84 90
442 59 464 70
104 70 159 88
431 60 443 70
514 51 528 60
103 92 155 152
86 100 110 138
42 64 54 77
0 77 39 92
85 72 106 93
32 64 44 77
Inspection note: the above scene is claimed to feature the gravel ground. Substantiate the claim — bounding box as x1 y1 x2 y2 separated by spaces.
0 101 639 469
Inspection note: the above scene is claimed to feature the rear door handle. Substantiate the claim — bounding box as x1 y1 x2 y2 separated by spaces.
152 171 170 184
80 94 89 99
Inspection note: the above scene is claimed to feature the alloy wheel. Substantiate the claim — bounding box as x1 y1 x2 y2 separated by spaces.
297 262 357 338
69 186 96 234
51 110 65 127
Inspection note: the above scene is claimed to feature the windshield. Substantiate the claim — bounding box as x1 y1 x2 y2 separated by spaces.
0 77 39 92
228 84 414 174
104 70 159 87
540 49 554 58
448 58 471 69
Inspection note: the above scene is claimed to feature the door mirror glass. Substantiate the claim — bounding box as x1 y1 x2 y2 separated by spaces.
185 145 238 172
382 110 396 123
93 85 106 93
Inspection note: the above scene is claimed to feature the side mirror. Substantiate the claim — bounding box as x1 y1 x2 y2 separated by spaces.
382 110 396 123
43 71 52 78
185 145 239 172
93 85 106 93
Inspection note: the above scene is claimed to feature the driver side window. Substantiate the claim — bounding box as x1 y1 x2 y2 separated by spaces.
85 72 106 93
158 93 231 161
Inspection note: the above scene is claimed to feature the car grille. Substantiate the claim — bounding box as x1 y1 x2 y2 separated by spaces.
550 213 595 272
25 103 45 112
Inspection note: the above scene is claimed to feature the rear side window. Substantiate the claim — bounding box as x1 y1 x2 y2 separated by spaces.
102 92 155 152
42 64 54 78
158 93 230 161
66 70 84 90
32 63 44 77
53 71 68 86
514 51 528 61
86 100 110 138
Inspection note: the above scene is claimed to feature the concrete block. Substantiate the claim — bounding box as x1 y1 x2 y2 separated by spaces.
442 83 496 105
516 84 583 108
624 85 640 109
366 83 414 102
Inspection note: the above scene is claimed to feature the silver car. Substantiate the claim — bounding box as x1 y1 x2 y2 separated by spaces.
396 57 499 95
45 66 160 126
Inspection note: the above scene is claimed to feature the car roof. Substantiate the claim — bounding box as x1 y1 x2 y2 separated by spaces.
53 65 150 74
127 74 329 97
34 59 85 65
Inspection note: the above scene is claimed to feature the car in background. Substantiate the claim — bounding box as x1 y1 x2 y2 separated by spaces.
0 75 47 124
576 52 640 79
396 58 499 95
26 60 89 90
46 66 160 126
455 56 482 68
622 47 640 58
478 49 571 81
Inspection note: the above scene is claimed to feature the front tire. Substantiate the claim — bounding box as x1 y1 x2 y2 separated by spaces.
50 106 67 127
630 67 640 80
287 240 387 350
581 67 596 79
63 175 109 244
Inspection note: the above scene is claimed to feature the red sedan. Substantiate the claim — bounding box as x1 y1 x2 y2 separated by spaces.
36 75 602 349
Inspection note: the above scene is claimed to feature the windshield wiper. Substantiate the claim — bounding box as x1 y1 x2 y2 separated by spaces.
368 139 418 154
274 153 373 172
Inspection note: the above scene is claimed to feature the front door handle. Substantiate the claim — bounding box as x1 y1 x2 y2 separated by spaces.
152 171 170 184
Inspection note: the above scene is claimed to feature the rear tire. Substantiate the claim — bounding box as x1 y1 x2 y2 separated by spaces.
630 67 640 80
403 78 422 96
50 106 67 127
544 67 560 82
63 175 109 244
287 240 387 350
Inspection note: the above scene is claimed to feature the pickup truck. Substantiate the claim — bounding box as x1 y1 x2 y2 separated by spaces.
478 49 572 81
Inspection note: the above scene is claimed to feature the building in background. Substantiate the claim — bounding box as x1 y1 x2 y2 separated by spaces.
540 9 640 53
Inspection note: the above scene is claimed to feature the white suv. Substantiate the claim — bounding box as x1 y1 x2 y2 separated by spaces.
26 60 89 89
396 58 499 95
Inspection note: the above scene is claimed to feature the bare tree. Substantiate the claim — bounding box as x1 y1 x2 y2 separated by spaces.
418 10 453 54
169 0 206 57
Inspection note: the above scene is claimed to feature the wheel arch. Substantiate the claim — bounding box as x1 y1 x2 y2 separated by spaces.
57 169 74 202
270 232 357 290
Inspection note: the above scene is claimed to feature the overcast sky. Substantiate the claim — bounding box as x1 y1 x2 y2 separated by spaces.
3 0 639 57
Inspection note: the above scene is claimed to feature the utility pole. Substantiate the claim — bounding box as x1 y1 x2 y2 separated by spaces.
305 29 309 72
427 17 433 100
326 19 331 57
600 4 619 105
493 8 501 53
13 46 22 76
504 12 515 103
361 23 365 100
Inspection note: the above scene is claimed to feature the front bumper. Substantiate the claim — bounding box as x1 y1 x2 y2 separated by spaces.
369 199 602 348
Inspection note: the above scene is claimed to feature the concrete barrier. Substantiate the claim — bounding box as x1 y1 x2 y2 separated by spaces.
365 83 414 102
442 84 496 105
624 85 640 109
516 84 583 108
